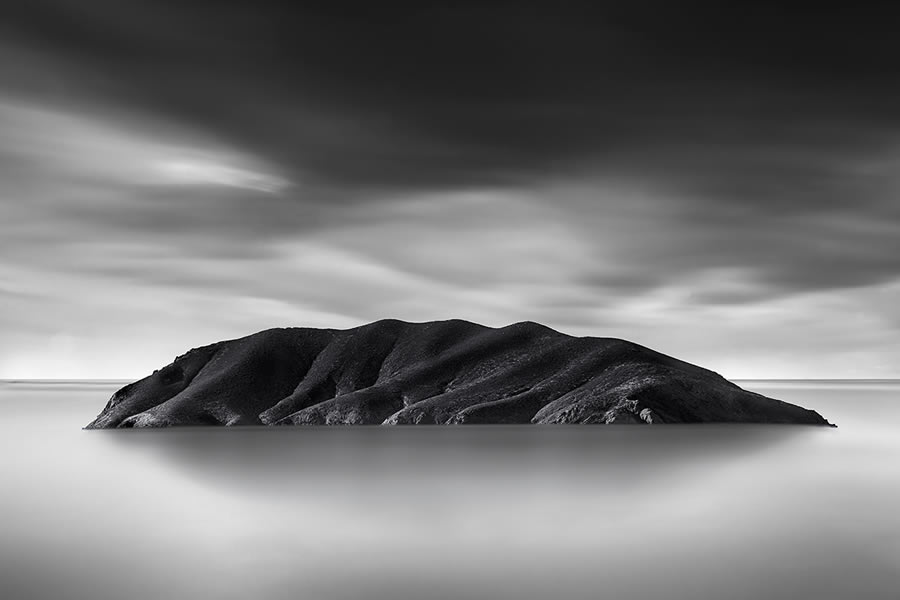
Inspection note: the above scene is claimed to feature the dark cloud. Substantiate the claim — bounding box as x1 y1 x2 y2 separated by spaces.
3 2 900 189
1 2 900 377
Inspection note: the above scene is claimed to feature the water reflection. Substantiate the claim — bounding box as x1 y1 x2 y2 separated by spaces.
0 383 897 600
94 424 813 503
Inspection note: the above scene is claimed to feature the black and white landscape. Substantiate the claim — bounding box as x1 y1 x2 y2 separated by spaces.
2 3 899 600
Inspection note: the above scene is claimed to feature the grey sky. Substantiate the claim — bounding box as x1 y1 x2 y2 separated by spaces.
1 3 898 378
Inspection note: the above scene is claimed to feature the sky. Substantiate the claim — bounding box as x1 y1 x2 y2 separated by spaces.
1 2 899 379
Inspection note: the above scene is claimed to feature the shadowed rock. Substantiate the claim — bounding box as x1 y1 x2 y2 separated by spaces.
86 319 833 428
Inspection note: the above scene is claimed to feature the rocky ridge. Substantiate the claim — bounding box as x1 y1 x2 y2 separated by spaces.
86 319 833 428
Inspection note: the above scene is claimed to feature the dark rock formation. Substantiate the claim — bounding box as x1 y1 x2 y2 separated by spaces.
86 319 833 428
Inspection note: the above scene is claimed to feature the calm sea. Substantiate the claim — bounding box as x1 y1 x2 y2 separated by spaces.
1 380 898 600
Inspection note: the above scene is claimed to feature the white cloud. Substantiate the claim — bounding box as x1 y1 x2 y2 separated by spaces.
2 99 899 379
0 98 287 193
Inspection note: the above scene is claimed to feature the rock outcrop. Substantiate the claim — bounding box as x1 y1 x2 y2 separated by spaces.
86 319 833 428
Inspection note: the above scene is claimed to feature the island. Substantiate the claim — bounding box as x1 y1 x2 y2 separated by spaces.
86 319 833 428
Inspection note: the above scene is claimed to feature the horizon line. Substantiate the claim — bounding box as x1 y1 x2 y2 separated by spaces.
3 378 900 384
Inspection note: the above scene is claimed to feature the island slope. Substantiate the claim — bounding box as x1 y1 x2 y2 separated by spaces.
86 320 833 428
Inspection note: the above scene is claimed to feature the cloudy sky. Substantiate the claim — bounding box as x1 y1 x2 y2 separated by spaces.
1 3 898 379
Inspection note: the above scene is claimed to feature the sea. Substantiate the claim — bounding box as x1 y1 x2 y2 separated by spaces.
0 380 898 600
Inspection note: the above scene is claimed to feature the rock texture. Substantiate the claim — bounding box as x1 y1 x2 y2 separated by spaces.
86 319 833 428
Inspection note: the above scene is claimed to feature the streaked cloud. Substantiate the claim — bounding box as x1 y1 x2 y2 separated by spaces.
0 99 288 192
0 3 899 378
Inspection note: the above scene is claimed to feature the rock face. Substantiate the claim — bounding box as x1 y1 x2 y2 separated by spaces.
86 320 833 428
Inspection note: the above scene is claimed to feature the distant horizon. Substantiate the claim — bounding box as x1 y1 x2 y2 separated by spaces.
6 378 900 383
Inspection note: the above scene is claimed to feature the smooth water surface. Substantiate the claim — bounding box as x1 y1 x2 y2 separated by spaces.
1 380 898 600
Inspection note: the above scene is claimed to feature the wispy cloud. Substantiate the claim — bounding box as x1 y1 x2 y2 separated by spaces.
1 3 899 377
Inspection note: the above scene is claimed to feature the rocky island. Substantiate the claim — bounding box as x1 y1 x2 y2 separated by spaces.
86 319 833 428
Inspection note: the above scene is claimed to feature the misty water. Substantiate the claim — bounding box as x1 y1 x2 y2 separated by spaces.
1 381 898 600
